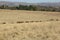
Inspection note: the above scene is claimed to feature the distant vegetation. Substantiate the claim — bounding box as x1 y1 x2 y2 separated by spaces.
0 5 60 12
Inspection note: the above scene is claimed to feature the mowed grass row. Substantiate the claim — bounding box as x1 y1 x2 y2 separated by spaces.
0 18 59 24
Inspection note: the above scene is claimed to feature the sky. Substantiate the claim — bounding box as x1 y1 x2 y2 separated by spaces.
0 0 60 3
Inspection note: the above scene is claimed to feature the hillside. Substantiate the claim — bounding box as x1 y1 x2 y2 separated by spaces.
0 21 60 40
0 9 59 23
0 10 59 40
0 1 60 7
38 2 60 7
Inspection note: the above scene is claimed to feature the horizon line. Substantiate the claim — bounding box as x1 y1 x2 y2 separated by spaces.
0 1 60 3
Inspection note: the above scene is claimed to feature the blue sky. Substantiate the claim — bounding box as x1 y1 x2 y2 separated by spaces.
0 0 60 3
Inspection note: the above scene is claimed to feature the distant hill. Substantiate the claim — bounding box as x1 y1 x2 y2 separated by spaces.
0 1 32 7
38 2 60 7
0 1 60 12
0 1 60 7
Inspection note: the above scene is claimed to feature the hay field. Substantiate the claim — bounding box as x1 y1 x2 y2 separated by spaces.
0 9 60 23
0 9 60 40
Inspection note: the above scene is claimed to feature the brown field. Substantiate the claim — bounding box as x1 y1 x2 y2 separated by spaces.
0 9 60 40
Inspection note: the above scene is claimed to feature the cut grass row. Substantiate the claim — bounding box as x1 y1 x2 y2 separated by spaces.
0 19 59 24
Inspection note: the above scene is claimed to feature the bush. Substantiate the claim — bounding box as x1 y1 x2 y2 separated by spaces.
49 19 54 21
2 22 6 24
30 21 34 23
56 19 59 21
17 21 24 23
25 21 30 23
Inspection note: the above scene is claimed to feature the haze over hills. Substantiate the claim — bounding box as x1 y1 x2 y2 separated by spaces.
39 2 60 7
0 1 60 7
0 1 35 6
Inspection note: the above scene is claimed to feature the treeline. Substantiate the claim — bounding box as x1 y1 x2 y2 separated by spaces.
0 5 37 11
0 5 60 12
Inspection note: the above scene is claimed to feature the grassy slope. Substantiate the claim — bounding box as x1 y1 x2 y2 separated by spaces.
0 9 60 40
0 21 60 40
0 9 60 23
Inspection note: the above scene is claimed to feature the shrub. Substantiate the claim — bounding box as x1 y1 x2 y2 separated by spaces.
2 22 6 24
40 21 42 22
49 19 54 21
56 19 59 21
17 21 24 23
35 21 39 22
25 21 30 23
30 21 34 23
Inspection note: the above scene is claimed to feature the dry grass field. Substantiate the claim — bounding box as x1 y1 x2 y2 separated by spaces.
0 9 60 40
0 9 60 23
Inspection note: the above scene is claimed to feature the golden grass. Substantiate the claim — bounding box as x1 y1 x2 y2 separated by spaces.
0 21 60 40
0 9 60 40
0 9 60 23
